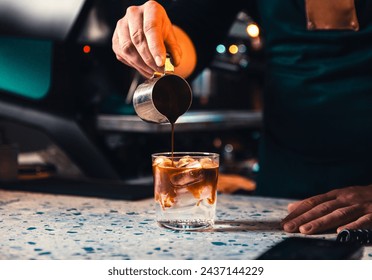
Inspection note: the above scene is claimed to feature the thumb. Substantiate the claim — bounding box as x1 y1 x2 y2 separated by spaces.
164 26 182 67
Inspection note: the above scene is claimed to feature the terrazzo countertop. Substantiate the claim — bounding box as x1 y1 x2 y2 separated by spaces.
0 189 371 260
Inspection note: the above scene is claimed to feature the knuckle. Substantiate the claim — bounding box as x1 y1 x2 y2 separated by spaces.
125 6 138 16
115 54 123 62
116 18 125 29
119 40 133 55
336 186 360 203
333 208 349 219
302 198 318 208
145 0 161 10
143 20 160 34
317 203 332 214
343 192 361 203
131 29 145 45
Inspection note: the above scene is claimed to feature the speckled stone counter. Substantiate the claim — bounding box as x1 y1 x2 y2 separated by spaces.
0 190 371 260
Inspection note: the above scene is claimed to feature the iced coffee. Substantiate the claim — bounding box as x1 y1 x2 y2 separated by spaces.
152 152 219 230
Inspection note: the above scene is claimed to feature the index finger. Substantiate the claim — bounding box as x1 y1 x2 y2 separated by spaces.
126 6 160 71
143 2 168 66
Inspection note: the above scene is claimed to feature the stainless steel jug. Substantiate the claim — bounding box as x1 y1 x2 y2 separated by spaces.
132 55 192 124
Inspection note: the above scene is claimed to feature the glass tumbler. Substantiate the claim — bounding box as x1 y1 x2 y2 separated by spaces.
152 152 219 230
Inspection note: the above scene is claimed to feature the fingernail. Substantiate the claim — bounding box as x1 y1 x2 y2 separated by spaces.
299 224 312 233
283 222 296 232
155 55 163 67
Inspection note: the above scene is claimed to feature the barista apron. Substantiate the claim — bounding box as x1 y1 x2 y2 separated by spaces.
255 0 372 198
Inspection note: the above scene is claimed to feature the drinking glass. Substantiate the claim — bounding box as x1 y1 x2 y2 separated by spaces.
152 152 219 230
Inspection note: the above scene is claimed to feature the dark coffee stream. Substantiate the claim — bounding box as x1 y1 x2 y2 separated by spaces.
171 123 175 164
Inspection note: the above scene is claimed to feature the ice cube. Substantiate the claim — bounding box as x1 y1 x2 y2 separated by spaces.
176 156 195 168
185 160 201 169
200 157 217 168
195 185 214 206
153 156 172 167
199 185 213 200
173 191 197 208
170 168 204 187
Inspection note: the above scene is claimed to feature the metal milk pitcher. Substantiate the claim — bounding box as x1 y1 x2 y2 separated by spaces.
132 55 192 124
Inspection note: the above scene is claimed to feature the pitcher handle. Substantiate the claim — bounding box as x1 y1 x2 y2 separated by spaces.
152 53 174 78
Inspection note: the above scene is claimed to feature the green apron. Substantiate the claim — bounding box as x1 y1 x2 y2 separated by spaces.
255 0 372 198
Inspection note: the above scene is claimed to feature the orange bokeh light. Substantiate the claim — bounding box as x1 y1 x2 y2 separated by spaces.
83 45 91 54
228 44 239 54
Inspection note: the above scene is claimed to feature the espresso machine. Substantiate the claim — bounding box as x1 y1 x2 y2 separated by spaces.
0 0 263 199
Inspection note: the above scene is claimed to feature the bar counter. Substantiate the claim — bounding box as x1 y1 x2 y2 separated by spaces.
0 189 371 260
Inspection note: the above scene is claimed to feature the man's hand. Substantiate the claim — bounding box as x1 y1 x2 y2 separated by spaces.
112 1 182 78
281 185 372 234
